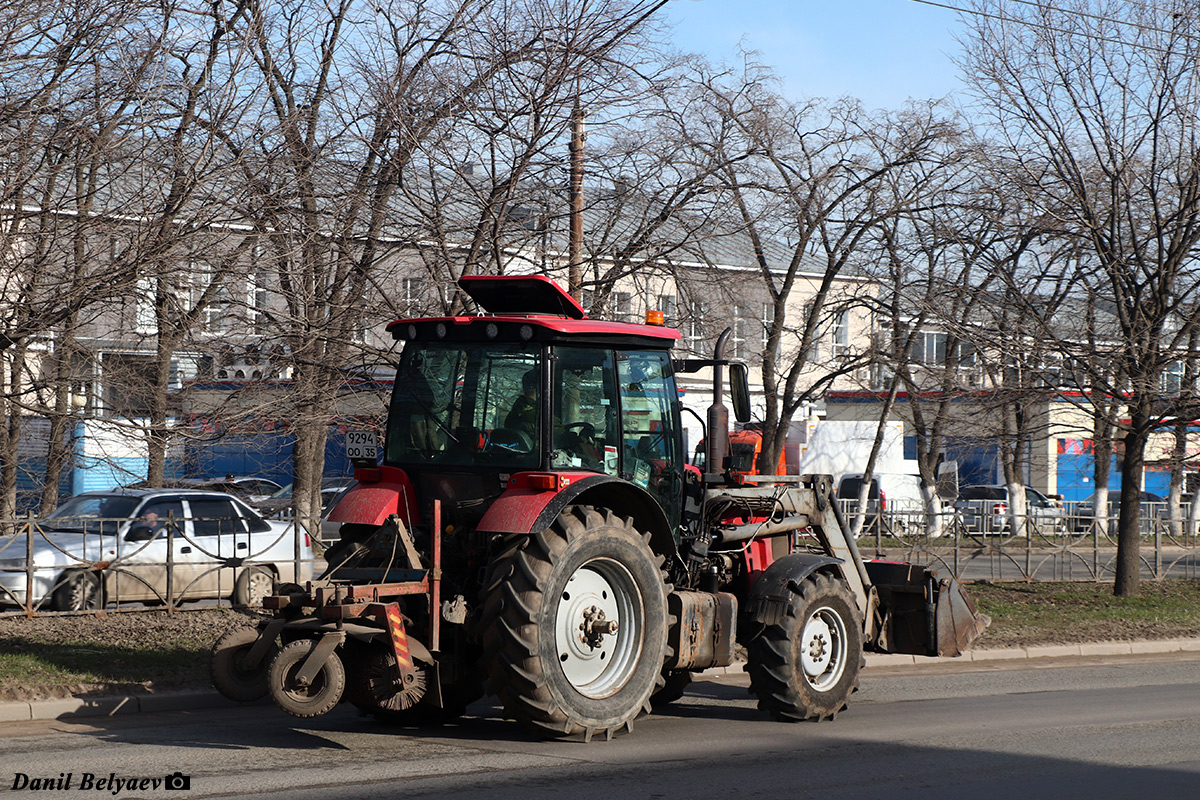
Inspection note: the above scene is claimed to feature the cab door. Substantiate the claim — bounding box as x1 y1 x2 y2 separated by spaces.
617 350 683 527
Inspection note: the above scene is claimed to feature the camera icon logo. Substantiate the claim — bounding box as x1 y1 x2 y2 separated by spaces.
164 772 191 791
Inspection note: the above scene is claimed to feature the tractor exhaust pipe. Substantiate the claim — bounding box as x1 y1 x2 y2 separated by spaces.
706 329 732 478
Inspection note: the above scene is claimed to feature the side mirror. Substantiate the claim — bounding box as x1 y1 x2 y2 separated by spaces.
729 362 751 423
126 525 158 542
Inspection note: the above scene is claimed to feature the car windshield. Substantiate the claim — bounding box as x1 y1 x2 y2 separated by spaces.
837 478 878 499
269 482 293 500
41 495 141 534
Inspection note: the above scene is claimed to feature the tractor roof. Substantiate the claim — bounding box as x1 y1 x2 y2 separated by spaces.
386 275 681 347
459 274 586 318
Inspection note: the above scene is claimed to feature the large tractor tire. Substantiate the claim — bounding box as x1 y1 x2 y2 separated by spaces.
746 572 864 722
481 505 669 740
211 627 277 702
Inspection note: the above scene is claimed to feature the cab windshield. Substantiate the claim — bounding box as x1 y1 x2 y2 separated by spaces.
386 342 541 468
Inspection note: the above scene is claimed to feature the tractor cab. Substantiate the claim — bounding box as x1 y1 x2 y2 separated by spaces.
381 275 686 529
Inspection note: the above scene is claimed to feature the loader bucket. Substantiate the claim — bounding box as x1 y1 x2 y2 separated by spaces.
864 561 991 657
933 577 991 657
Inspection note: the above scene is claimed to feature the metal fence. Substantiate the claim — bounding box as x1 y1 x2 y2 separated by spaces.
5 500 1196 617
0 514 318 616
841 500 1200 583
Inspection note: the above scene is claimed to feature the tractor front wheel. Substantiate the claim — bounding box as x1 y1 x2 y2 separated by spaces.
747 572 864 722
481 506 668 740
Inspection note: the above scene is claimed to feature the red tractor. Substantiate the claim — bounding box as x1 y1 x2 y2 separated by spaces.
211 275 989 740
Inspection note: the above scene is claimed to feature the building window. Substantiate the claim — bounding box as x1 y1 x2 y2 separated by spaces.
248 271 269 332
654 293 676 324
402 277 424 309
194 262 234 335
135 277 155 333
1162 360 1185 395
910 330 947 365
955 341 977 368
685 301 706 354
614 291 633 323
732 304 747 359
761 302 775 350
832 309 850 358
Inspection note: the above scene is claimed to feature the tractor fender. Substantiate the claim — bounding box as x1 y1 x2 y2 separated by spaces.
326 465 420 527
742 551 846 627
478 472 677 560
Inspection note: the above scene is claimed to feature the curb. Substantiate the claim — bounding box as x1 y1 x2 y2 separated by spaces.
696 636 1200 677
0 691 233 724
5 638 1200 723
857 636 1200 668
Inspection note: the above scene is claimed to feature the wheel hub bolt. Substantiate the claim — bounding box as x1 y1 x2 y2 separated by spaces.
809 635 828 660
580 605 618 649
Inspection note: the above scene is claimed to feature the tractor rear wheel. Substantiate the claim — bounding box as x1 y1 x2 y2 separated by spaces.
481 505 668 740
747 572 863 722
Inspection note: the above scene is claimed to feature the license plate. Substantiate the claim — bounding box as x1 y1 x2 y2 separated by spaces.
346 430 378 461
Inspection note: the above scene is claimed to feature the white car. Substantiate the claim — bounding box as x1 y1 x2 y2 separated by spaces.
0 489 314 612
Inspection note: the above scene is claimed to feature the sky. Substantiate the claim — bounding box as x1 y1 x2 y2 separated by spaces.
665 0 970 112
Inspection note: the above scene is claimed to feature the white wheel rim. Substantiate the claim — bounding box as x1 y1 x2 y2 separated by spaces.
800 606 847 691
246 571 273 605
554 558 643 698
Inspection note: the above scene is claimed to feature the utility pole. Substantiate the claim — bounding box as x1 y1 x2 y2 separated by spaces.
568 95 585 301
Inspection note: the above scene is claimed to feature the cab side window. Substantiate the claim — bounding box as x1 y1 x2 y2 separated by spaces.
617 350 680 487
552 348 617 473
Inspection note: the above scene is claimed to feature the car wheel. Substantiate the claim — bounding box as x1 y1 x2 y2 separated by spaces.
51 570 101 612
234 567 275 608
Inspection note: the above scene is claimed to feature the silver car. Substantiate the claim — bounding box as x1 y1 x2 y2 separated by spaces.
954 485 1067 535
0 489 313 612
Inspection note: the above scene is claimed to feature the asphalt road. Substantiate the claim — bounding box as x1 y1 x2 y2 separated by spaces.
3 654 1199 800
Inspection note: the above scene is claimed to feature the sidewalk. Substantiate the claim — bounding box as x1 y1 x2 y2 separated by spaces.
5 638 1200 723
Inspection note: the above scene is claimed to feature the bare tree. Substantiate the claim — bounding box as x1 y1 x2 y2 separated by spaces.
212 0 672 528
959 0 1200 594
683 59 955 478
0 0 194 513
